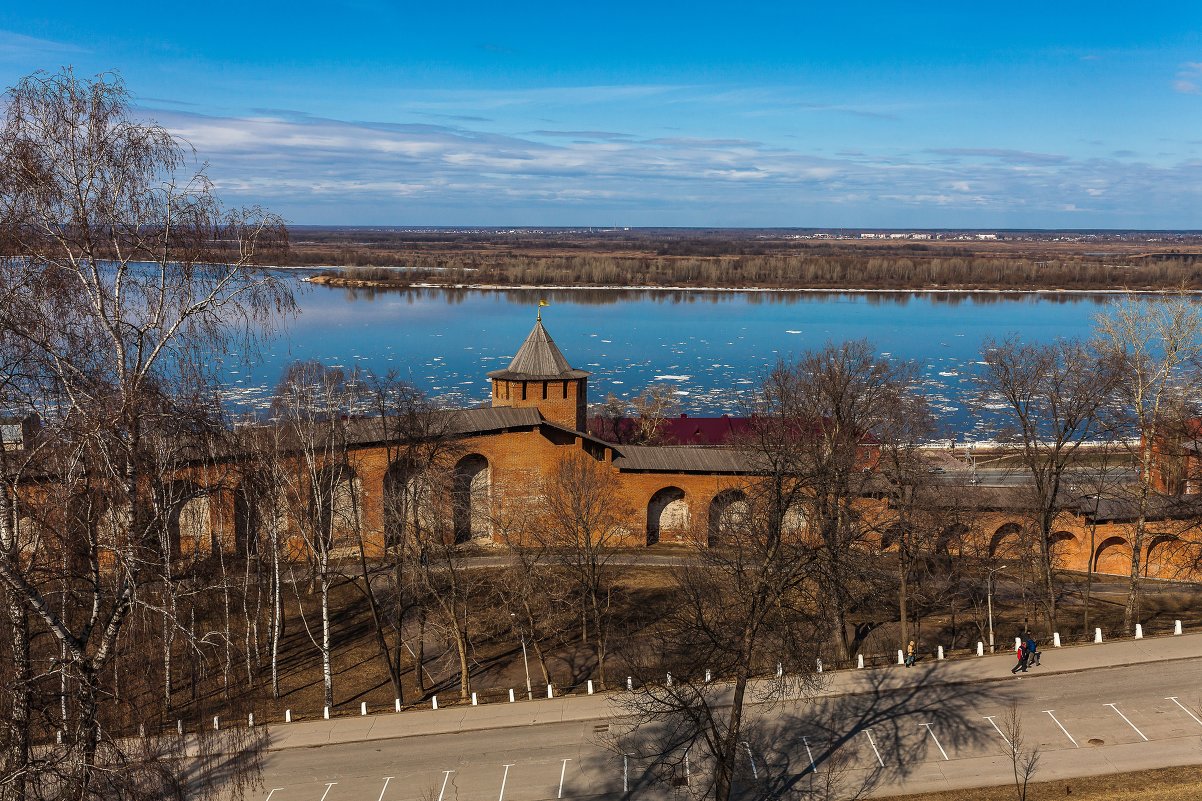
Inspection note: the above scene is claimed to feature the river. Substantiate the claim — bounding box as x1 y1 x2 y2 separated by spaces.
223 281 1132 441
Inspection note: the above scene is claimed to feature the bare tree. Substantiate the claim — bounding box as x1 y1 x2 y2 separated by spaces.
1002 702 1040 801
629 384 681 445
978 336 1119 633
0 68 292 798
1095 292 1202 629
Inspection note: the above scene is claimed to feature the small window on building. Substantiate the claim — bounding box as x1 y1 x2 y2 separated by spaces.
542 381 548 399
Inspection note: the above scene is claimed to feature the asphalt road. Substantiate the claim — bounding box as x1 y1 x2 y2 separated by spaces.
243 636 1202 801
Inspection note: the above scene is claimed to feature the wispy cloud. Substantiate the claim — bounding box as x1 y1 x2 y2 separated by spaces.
151 107 1202 226
1174 62 1202 94
0 30 85 60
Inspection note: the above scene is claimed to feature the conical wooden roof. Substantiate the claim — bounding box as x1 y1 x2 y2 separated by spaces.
487 321 590 380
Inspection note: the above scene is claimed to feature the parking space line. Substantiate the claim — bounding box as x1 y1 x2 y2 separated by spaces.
498 764 514 801
437 771 454 801
864 730 885 767
376 777 393 801
264 790 283 801
1167 697 1202 728
1105 703 1148 742
558 758 571 798
983 715 1011 748
920 723 949 760
318 783 337 801
1043 710 1078 748
802 736 818 774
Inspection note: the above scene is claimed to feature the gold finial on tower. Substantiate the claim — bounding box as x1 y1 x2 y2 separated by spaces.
537 299 549 322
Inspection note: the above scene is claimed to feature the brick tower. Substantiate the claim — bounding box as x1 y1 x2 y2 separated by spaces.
488 319 589 431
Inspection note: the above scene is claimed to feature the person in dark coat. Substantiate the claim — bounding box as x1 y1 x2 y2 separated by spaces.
1026 634 1040 667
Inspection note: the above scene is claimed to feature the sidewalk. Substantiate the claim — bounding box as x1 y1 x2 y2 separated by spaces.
263 630 1202 753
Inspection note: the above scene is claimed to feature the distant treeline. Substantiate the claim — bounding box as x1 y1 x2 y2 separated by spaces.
307 252 1202 291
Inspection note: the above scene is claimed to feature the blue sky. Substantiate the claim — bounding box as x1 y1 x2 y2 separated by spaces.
2 2 1201 227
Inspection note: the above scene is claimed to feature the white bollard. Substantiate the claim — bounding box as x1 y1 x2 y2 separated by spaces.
857 654 864 669
1135 623 1144 639
977 641 984 656
395 698 402 713
587 680 594 695
323 706 330 720
1175 619 1183 635
897 649 904 665
1094 627 1103 643
626 676 633 691
360 701 368 716
213 716 219 731
937 645 944 660
432 696 438 710
248 713 254 727
1053 632 1061 648
816 658 823 673
509 688 516 703
285 709 292 723
1014 637 1022 651
705 669 712 682
546 684 554 699
776 662 783 678
471 692 478 706
176 720 183 736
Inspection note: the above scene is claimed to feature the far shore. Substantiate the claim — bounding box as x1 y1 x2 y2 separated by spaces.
302 272 1198 296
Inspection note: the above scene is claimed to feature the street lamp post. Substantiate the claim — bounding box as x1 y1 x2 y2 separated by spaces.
511 613 533 700
986 564 1008 653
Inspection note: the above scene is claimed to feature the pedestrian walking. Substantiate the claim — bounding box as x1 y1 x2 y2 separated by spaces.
1011 641 1026 674
1026 634 1040 667
905 640 916 667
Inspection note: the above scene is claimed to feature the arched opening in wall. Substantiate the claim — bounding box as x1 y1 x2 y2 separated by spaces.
385 458 438 550
1144 535 1180 578
880 524 907 553
167 483 212 560
935 524 968 558
1093 535 1130 575
647 487 688 546
782 500 809 537
1048 531 1078 568
707 489 748 547
452 454 490 544
314 464 361 552
989 522 1024 560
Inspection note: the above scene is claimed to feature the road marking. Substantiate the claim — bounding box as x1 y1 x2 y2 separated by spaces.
318 783 337 801
802 736 818 773
264 791 283 801
1043 710 1078 748
864 730 885 767
498 764 514 801
983 715 1012 748
437 771 454 801
1166 697 1202 728
920 723 949 761
376 777 393 801
558 758 571 798
1105 703 1148 742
